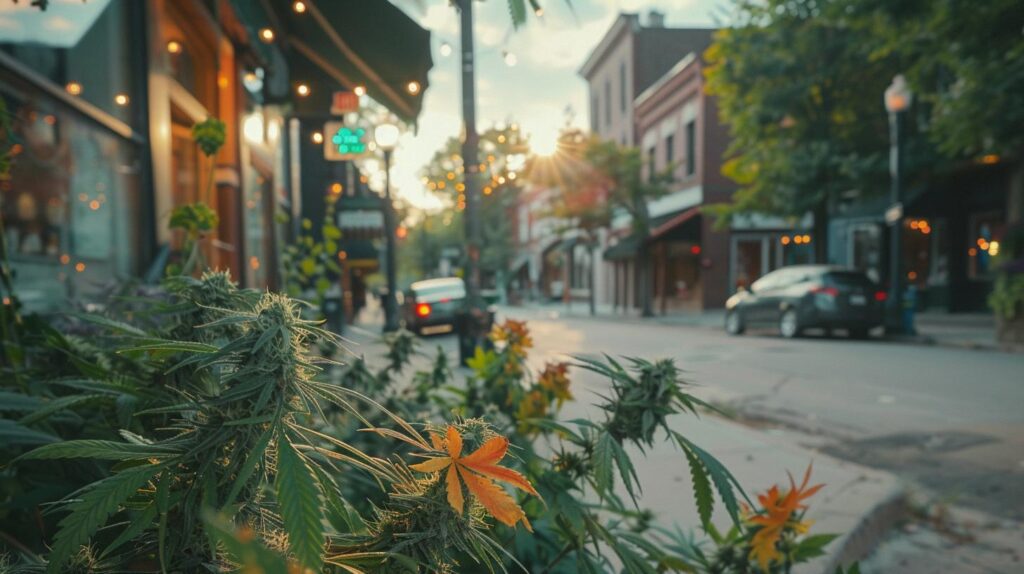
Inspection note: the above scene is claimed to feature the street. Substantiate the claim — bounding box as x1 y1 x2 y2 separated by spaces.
416 307 1024 522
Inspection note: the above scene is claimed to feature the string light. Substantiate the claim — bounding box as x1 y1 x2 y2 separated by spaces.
293 1 306 13
354 85 366 96
407 81 421 95
114 93 129 106
296 83 311 97
65 81 82 96
167 40 182 54
259 28 275 43
439 42 452 57
311 131 324 144
503 51 517 67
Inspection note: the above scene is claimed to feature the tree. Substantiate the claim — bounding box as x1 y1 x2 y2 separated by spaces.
533 129 669 317
418 124 528 290
861 0 1024 341
704 0 905 263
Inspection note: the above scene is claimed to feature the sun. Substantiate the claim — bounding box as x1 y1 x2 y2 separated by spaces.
530 129 559 156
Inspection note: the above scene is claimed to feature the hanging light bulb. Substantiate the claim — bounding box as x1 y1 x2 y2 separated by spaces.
503 51 517 67
439 41 452 57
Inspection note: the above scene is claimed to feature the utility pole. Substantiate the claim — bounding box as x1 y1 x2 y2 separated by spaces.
459 0 482 310
456 0 486 363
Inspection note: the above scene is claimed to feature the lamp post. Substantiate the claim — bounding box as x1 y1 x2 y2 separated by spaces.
374 122 400 332
884 75 912 335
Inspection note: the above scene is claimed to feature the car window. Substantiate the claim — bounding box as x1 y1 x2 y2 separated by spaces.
751 270 782 292
824 271 872 288
413 283 466 300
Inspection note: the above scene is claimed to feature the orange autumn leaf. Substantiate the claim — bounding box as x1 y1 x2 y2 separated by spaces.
410 426 539 530
747 464 823 570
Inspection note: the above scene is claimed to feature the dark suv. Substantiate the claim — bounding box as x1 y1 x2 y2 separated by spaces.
725 266 886 339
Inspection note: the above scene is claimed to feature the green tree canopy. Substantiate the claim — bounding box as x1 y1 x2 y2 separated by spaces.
704 0 905 261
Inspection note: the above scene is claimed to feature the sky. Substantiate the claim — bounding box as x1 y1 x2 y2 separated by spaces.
387 0 730 211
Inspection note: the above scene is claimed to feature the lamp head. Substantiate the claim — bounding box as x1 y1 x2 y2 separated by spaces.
885 74 913 113
374 123 400 151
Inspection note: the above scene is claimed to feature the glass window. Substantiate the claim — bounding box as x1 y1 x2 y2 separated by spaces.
0 0 140 127
1 88 140 312
665 134 674 166
619 62 627 112
685 120 696 176
734 237 764 291
590 92 598 131
850 223 882 283
604 80 611 127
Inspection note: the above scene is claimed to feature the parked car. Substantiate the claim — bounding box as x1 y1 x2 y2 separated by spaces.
725 265 886 339
401 277 467 335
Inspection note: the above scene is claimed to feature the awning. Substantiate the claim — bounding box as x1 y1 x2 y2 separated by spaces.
649 206 701 241
604 234 643 261
603 207 702 261
509 253 531 273
233 0 433 122
339 239 379 267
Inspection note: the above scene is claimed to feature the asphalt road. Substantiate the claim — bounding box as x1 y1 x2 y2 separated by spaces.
416 307 1024 521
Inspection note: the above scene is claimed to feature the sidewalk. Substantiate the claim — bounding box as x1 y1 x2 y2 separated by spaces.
509 301 1013 352
340 329 906 574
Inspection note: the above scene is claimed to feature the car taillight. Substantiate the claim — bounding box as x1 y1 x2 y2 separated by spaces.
874 290 888 302
810 286 838 297
415 302 431 318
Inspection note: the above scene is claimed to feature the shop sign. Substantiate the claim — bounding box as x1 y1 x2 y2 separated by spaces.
323 121 367 161
331 91 359 115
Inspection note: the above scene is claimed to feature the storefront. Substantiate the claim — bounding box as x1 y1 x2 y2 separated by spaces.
1 1 150 311
829 161 1010 312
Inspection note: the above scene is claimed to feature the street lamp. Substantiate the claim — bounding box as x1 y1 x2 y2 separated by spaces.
374 122 401 333
884 74 914 335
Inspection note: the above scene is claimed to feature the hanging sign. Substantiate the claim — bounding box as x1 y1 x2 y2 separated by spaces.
331 90 360 115
323 121 367 161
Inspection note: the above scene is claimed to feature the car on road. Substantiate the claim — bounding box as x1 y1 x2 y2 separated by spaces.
725 265 886 339
401 277 466 335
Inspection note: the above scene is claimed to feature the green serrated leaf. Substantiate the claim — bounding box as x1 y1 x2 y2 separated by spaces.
224 425 274 507
682 445 714 530
16 440 183 462
46 464 163 574
19 394 102 425
676 434 749 527
0 419 59 445
592 431 615 496
276 433 325 571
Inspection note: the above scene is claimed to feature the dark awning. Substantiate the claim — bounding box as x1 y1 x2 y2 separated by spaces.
649 206 701 241
604 234 643 261
233 0 433 122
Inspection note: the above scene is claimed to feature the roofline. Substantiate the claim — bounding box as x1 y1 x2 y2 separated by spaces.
633 52 699 110
578 13 638 79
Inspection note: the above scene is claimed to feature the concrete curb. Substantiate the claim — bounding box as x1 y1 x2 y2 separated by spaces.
818 488 909 573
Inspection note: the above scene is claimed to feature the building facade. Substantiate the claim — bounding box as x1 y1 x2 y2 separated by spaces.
1 0 430 317
578 11 715 309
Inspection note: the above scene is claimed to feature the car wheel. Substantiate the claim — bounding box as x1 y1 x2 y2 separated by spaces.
779 309 801 339
725 310 745 335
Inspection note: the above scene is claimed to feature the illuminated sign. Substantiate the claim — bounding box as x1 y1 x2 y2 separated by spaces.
323 121 366 161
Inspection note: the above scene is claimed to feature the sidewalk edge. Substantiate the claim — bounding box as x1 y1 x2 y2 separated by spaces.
821 487 908 573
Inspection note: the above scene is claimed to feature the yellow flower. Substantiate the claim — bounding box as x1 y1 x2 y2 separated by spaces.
747 465 824 570
538 362 572 407
410 426 539 530
490 319 533 358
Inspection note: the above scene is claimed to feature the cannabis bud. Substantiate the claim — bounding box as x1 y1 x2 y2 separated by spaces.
192 117 227 157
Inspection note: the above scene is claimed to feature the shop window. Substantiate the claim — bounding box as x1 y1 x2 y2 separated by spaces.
968 212 1005 279
849 223 882 283
0 0 139 127
684 120 696 176
163 5 217 111
1 90 140 312
733 237 764 291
